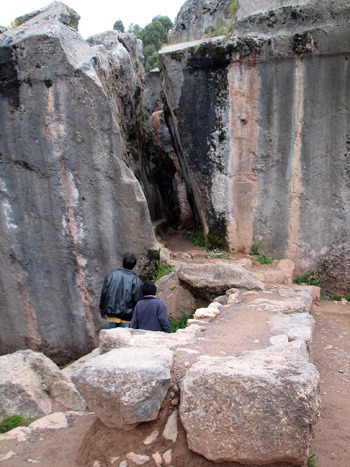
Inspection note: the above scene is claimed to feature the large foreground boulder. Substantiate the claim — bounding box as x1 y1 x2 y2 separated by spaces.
0 2 157 363
72 347 174 430
0 350 86 420
180 343 320 465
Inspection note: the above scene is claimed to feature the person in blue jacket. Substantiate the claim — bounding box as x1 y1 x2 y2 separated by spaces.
131 280 171 333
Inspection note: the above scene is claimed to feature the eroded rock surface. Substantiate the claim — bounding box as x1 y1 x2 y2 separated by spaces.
180 343 320 465
72 347 173 430
160 0 350 293
0 350 86 419
0 2 157 363
174 260 265 298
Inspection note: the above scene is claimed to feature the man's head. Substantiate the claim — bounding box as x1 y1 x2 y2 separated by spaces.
122 252 137 270
142 280 157 296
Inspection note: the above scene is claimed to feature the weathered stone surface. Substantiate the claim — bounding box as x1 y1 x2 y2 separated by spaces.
98 325 203 354
194 306 220 320
61 348 100 380
160 0 350 292
0 427 31 442
268 312 316 347
143 429 159 445
248 297 307 313
169 0 233 43
276 259 296 284
143 68 162 118
271 286 315 311
29 412 68 430
0 2 157 363
162 409 178 443
71 347 173 430
156 272 196 319
180 343 320 465
0 350 86 419
126 452 150 465
174 261 264 298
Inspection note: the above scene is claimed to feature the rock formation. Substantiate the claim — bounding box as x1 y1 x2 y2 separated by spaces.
0 3 157 363
159 0 350 294
180 342 320 465
0 0 349 375
0 349 86 419
72 347 174 430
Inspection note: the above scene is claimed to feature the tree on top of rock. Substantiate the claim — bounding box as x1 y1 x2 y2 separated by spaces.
113 19 125 33
130 15 173 72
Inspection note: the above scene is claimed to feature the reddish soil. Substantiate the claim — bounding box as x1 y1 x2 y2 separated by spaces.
0 233 349 467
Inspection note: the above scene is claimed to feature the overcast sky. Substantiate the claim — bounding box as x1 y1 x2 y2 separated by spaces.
2 0 186 39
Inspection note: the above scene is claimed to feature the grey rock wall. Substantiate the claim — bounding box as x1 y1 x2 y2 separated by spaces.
169 0 234 43
159 0 350 293
0 3 157 363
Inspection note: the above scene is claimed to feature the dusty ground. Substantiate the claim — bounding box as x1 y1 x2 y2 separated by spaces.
0 233 349 467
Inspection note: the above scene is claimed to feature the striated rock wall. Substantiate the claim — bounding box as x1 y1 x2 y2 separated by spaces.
0 3 157 363
159 0 350 293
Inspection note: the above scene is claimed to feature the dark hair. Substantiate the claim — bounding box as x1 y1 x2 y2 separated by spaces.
142 280 157 296
122 252 137 270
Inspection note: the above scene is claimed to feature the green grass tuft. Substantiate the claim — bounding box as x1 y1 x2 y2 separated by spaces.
184 229 206 247
169 312 193 333
257 253 274 265
307 453 318 467
152 261 174 282
0 415 34 433
294 272 320 287
251 241 262 257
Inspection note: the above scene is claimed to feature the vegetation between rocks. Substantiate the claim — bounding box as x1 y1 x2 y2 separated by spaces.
152 260 174 282
113 15 173 72
294 271 350 303
307 453 318 467
0 415 35 433
169 312 193 333
251 241 274 265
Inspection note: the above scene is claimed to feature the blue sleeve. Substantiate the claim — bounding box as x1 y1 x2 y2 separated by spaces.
157 300 171 333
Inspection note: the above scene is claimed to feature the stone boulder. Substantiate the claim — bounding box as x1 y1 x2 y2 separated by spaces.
174 261 264 298
247 297 307 313
156 272 196 319
0 350 86 420
0 2 157 363
72 347 174 430
98 325 203 354
180 343 320 465
169 0 234 43
268 312 316 347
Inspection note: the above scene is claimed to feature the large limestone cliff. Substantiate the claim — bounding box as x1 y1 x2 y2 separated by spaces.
0 3 157 363
159 0 350 294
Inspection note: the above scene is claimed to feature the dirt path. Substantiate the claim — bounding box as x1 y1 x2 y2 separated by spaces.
0 234 349 467
309 301 350 466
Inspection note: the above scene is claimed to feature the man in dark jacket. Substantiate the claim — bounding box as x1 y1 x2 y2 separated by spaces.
99 252 143 328
131 280 171 333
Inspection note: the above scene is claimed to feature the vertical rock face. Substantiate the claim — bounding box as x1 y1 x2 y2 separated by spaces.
159 0 350 292
0 3 157 363
143 69 193 228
